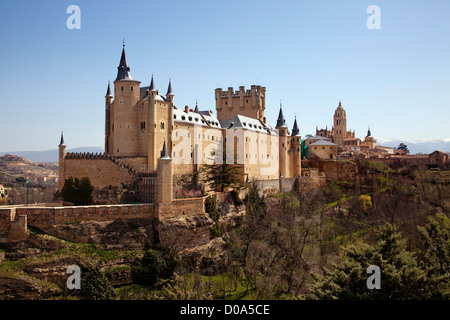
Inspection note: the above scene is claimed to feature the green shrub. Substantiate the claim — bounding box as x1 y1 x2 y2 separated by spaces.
131 249 177 286
81 265 116 300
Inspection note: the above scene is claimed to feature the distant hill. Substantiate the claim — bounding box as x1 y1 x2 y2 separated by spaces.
0 147 104 163
376 139 450 155
0 154 59 187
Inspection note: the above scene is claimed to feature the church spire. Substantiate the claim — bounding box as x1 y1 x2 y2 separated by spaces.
115 43 133 81
367 126 371 137
276 101 287 128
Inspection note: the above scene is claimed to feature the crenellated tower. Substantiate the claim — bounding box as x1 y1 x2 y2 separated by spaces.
215 85 266 121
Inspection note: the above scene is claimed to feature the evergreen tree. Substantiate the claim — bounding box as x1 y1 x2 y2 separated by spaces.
61 177 94 205
308 223 432 299
81 266 116 300
131 249 177 286
202 145 244 192
418 213 450 299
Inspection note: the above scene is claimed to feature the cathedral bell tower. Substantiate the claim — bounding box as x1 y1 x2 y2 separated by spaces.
333 101 347 145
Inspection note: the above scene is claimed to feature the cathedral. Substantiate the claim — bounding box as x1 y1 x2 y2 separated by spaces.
315 101 356 145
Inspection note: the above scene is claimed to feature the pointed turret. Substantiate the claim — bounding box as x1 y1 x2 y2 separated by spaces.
276 102 287 128
160 140 170 159
58 131 66 191
166 79 173 96
105 81 112 97
59 131 65 146
291 116 300 136
149 74 156 91
194 100 199 113
367 126 371 137
115 44 133 81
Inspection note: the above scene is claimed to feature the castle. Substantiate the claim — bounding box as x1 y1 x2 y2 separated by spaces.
58 44 303 204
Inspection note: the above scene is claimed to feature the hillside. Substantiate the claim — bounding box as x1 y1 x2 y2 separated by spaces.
0 154 58 188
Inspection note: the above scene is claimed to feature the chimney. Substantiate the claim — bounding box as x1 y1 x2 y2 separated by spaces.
185 106 189 113
263 117 266 123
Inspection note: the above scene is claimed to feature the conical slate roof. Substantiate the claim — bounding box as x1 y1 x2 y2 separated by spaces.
106 81 112 97
160 140 170 159
291 117 300 136
149 74 155 91
166 79 173 96
59 132 65 146
115 45 133 81
276 104 287 128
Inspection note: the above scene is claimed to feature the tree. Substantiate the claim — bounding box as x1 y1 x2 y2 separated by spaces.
131 249 177 286
202 146 245 192
81 266 116 300
397 143 409 153
418 213 450 299
307 223 433 299
61 177 94 205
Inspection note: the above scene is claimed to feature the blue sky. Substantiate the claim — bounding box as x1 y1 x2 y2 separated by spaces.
0 0 449 151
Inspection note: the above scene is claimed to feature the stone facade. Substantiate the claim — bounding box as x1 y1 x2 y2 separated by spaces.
58 45 303 205
316 101 355 146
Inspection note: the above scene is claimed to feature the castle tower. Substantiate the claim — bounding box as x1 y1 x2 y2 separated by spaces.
333 100 347 145
291 116 302 177
165 79 174 159
147 78 174 172
156 141 173 205
215 85 266 121
275 103 288 178
105 82 113 154
58 132 66 191
111 44 141 156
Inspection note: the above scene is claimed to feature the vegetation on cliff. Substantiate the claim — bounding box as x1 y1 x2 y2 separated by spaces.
0 163 449 300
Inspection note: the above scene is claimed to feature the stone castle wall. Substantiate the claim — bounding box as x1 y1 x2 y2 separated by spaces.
62 155 137 189
0 196 206 241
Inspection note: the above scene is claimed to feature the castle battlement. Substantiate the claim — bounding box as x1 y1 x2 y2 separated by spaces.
65 152 108 159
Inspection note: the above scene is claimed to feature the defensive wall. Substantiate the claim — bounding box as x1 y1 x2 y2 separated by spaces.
62 153 138 190
0 196 206 242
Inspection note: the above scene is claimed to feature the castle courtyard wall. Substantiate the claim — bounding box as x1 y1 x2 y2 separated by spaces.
63 158 136 189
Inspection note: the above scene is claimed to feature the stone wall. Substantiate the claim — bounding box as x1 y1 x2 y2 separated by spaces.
158 197 205 219
0 197 208 241
62 157 136 190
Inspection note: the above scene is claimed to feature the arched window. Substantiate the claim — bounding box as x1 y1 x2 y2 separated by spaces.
160 122 165 130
